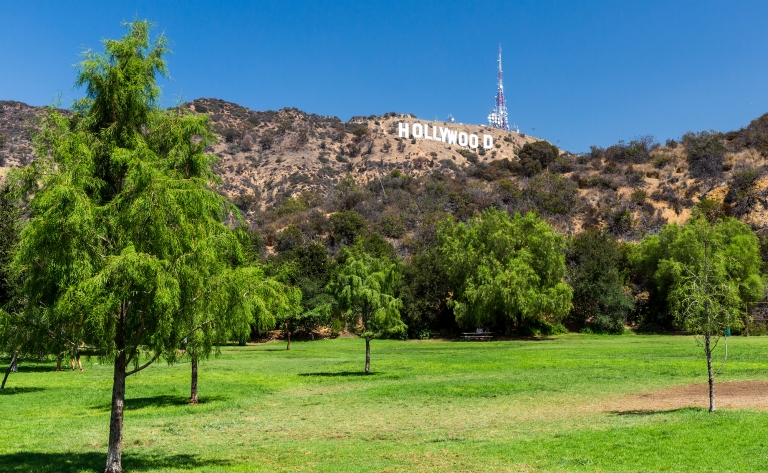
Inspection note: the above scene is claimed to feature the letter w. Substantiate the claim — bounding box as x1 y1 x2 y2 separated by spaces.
444 129 457 145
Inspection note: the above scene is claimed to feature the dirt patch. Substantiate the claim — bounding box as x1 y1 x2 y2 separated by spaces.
607 380 768 413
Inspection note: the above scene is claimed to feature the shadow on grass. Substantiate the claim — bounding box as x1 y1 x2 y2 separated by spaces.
610 407 706 416
0 451 230 472
0 387 45 395
90 394 227 411
298 371 377 377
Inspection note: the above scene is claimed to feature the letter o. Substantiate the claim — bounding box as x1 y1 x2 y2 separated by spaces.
458 132 468 146
412 123 423 139
469 134 479 149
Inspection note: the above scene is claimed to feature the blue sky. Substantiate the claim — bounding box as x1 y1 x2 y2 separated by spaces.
2 1 767 152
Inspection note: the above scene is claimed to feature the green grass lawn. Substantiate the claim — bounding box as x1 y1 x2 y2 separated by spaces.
1 334 768 472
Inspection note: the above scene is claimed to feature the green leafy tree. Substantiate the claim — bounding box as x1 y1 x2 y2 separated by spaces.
399 248 454 338
566 230 634 333
328 210 368 246
327 243 405 373
6 21 289 473
267 242 337 349
630 215 764 330
437 209 572 334
668 222 747 412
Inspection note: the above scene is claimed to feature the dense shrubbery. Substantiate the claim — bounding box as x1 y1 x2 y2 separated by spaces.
683 131 726 179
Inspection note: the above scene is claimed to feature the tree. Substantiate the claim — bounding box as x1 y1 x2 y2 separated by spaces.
327 242 405 374
7 21 289 473
566 230 634 333
668 223 745 412
517 140 559 176
328 210 368 246
399 248 455 338
437 209 572 334
629 215 764 331
267 242 336 349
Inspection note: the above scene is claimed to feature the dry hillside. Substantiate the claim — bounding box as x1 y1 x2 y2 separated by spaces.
2 98 767 245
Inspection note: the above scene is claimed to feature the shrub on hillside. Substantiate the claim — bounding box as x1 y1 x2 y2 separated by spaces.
682 130 725 179
260 129 277 150
603 136 654 164
524 172 577 215
328 210 368 246
517 141 559 176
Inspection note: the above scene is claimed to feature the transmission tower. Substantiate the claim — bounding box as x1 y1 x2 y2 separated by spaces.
487 44 510 131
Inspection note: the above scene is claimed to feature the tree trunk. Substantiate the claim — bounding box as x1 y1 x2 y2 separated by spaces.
56 355 62 372
705 334 715 413
364 338 371 374
1 351 18 389
190 357 199 405
105 304 127 473
285 322 291 351
104 350 126 473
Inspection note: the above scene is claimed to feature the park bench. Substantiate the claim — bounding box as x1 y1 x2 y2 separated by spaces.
462 332 493 341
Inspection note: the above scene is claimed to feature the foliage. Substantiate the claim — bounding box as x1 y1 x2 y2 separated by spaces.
523 172 578 215
2 21 293 471
327 242 405 341
683 131 726 180
437 209 572 334
328 210 368 246
566 230 634 333
517 141 559 176
398 248 454 337
629 215 764 330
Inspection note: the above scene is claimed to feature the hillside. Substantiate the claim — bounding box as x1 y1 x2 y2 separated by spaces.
2 98 768 250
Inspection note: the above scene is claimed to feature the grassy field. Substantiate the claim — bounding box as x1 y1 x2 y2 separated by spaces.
1 334 768 472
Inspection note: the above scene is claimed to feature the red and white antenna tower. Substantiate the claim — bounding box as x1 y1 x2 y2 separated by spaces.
487 44 510 131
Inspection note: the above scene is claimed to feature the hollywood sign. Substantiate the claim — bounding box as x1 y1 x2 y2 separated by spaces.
398 122 493 150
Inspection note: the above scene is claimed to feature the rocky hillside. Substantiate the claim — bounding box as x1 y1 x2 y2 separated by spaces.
2 98 768 249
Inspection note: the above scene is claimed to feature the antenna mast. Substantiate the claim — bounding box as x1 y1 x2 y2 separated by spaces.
487 44 510 131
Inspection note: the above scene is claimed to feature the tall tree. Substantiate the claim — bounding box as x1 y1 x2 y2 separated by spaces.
8 21 287 473
437 209 572 334
327 242 404 374
566 230 634 333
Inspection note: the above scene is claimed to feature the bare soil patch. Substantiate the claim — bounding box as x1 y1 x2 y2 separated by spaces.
608 380 768 413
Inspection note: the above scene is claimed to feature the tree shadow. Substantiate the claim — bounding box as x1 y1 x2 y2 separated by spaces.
609 407 705 416
0 451 230 472
90 394 227 411
0 387 45 395
298 371 377 377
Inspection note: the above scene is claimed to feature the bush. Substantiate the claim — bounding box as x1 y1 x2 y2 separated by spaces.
379 214 406 238
651 154 673 168
604 136 654 164
630 189 647 205
683 131 725 179
276 197 308 216
260 129 276 150
585 175 616 190
329 210 368 246
524 172 577 215
517 141 559 176
276 225 306 252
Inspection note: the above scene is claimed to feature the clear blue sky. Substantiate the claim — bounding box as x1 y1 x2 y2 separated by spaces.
2 1 767 152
